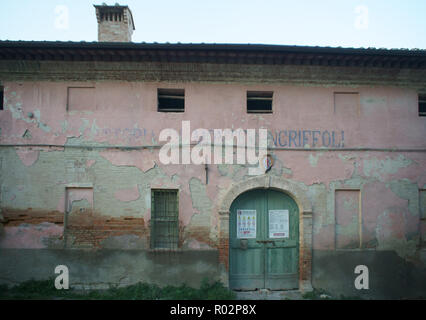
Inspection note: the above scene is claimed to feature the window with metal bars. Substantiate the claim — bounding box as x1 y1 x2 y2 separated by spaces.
150 189 179 249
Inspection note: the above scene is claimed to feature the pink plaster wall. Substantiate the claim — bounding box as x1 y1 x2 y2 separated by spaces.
100 150 155 172
1 82 425 149
0 223 63 249
335 190 360 249
1 81 425 252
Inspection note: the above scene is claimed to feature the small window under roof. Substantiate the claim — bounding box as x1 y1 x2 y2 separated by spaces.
247 91 273 113
158 88 185 112
419 95 426 117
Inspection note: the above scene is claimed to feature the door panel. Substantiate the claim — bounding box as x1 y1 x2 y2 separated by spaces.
229 189 299 290
229 189 265 290
265 190 299 290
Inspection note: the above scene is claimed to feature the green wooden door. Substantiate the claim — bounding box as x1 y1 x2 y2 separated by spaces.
229 189 299 290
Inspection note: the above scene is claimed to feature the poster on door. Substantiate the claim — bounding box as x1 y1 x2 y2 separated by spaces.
269 209 289 238
237 210 256 239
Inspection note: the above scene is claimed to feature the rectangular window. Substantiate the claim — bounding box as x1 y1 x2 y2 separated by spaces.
0 86 4 110
335 189 361 249
67 87 95 111
151 189 179 249
419 95 426 117
157 88 185 112
247 91 273 113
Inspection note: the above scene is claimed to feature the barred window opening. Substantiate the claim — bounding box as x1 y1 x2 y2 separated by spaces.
151 189 179 249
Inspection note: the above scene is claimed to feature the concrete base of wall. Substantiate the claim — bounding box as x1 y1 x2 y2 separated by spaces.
2 248 426 299
312 250 426 299
0 249 222 290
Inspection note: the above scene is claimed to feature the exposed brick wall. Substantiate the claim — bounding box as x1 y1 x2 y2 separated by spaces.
66 212 147 248
2 209 63 226
1 60 425 90
182 226 214 247
218 237 229 270
1 208 149 249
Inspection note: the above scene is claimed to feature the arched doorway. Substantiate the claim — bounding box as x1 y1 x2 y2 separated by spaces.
229 189 299 290
218 175 313 292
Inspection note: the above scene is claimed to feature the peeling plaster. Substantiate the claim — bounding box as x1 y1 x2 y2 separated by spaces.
114 185 140 202
189 178 213 215
7 98 51 133
309 153 320 167
0 222 63 249
183 238 214 250
67 189 93 208
188 177 214 239
100 150 156 173
387 179 419 216
86 159 96 168
15 148 39 167
375 209 418 260
22 129 32 139
281 152 354 188
363 154 412 181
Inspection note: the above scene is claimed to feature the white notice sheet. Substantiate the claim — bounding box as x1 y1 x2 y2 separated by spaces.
237 210 257 239
269 209 289 238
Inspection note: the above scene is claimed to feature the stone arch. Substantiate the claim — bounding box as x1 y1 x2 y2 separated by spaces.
219 175 312 214
217 175 313 292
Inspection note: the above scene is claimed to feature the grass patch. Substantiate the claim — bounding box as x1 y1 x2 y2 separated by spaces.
302 288 328 300
302 288 363 300
0 278 236 300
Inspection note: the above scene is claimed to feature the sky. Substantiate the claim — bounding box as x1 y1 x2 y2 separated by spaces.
0 0 425 49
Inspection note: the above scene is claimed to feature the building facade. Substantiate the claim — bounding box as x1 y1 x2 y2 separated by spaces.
0 4 425 299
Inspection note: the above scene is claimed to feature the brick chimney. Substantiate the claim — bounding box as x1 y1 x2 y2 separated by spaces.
94 3 135 42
